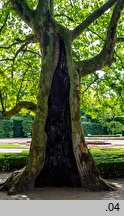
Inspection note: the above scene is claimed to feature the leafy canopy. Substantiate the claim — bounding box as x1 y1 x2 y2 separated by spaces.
0 0 124 119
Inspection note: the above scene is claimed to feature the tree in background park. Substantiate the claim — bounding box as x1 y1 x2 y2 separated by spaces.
0 0 124 194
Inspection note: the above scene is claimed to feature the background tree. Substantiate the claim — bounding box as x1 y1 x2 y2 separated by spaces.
105 121 124 135
0 0 124 194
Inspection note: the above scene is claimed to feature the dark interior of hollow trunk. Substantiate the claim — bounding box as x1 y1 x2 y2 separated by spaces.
35 40 81 187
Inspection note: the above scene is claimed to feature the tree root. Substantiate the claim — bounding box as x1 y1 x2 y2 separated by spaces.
0 168 34 195
91 176 117 191
0 174 117 195
0 168 117 195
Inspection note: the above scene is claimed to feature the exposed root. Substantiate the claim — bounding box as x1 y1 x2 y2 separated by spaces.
0 168 34 195
0 172 117 195
86 176 118 192
100 177 118 191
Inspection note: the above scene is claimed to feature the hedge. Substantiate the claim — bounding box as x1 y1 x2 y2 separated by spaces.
0 116 123 138
0 149 124 179
0 157 124 179
0 115 33 138
13 119 24 138
0 119 13 138
82 122 107 136
90 148 124 178
22 119 33 138
97 162 124 178
0 152 28 171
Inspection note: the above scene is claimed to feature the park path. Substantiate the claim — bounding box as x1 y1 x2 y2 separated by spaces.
0 137 124 145
0 138 124 153
0 138 31 153
0 138 31 144
0 172 124 200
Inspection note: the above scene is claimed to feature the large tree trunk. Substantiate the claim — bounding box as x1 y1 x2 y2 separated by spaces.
35 39 81 187
0 29 115 194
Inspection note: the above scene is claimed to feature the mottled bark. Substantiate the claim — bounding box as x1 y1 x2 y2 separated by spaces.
35 39 81 187
0 31 116 193
1 0 121 194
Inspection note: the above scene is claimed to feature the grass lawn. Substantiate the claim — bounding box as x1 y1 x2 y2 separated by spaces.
0 144 124 161
0 143 29 149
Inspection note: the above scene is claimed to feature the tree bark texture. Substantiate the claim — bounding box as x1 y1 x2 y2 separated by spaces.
1 0 119 192
35 39 81 187
0 30 115 194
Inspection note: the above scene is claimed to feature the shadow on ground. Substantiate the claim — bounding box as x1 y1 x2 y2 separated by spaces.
0 173 124 200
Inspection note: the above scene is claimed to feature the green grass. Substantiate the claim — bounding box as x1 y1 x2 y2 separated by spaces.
0 143 29 149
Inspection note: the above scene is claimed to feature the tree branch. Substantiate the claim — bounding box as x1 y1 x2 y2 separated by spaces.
116 37 124 42
0 34 37 49
22 49 41 57
0 13 9 34
69 0 74 8
50 0 54 15
80 76 99 95
16 72 26 103
55 13 74 22
0 34 37 68
12 42 29 64
36 0 54 15
10 0 34 28
2 101 37 117
0 58 13 62
76 0 124 77
87 28 105 41
70 0 117 41
0 91 5 113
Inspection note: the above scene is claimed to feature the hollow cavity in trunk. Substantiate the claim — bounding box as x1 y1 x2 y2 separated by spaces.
35 39 81 187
